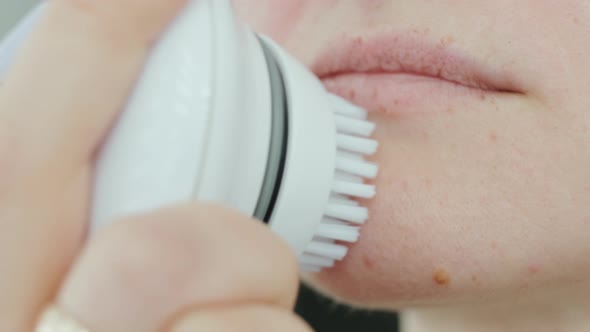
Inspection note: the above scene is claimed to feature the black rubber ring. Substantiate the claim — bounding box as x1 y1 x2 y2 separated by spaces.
253 37 289 224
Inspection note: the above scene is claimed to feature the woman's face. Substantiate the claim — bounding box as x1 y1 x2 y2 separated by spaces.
234 1 590 308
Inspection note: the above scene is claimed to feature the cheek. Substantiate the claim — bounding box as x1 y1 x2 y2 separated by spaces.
308 115 480 307
234 0 340 42
308 137 475 307
307 104 590 308
233 0 307 42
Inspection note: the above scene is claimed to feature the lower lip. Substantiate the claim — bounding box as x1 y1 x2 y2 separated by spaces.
322 72 492 116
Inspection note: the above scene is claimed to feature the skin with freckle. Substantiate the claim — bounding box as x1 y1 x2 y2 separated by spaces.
235 0 590 330
433 269 451 287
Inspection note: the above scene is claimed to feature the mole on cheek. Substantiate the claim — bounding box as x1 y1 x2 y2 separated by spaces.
433 268 451 286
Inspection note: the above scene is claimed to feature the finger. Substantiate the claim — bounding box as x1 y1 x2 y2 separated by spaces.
0 0 188 179
57 203 300 332
0 0 187 330
168 305 313 332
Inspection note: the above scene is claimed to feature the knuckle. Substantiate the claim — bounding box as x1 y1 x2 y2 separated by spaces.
85 203 300 307
254 225 300 290
198 203 301 286
179 201 299 276
87 212 195 293
266 235 299 289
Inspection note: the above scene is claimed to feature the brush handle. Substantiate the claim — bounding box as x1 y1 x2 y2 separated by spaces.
0 1 272 232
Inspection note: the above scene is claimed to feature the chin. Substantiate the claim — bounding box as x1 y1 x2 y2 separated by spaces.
300 169 516 310
302 194 452 310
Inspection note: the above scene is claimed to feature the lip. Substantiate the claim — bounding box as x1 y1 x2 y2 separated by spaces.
312 32 523 115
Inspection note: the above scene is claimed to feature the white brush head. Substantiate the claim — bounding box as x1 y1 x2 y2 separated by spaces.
300 95 378 272
259 38 378 272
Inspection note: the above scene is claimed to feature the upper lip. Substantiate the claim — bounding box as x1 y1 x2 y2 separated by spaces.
311 31 522 94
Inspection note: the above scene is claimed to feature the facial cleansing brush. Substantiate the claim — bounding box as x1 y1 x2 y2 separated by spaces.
0 0 378 272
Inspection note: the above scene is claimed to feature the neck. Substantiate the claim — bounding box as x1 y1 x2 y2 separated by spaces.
401 283 590 332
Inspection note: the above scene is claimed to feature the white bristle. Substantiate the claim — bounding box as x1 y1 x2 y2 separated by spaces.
329 94 368 119
316 222 360 242
332 180 376 199
335 115 376 137
300 254 335 268
305 240 349 260
334 171 364 184
300 264 322 273
335 154 379 179
325 204 369 224
337 134 378 155
329 194 360 206
299 95 377 271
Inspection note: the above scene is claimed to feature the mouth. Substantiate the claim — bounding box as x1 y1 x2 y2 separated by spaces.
312 31 524 115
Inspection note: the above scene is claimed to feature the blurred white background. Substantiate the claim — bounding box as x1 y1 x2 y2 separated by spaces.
0 0 37 37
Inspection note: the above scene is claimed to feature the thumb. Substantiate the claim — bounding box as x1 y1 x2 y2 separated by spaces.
57 204 299 332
